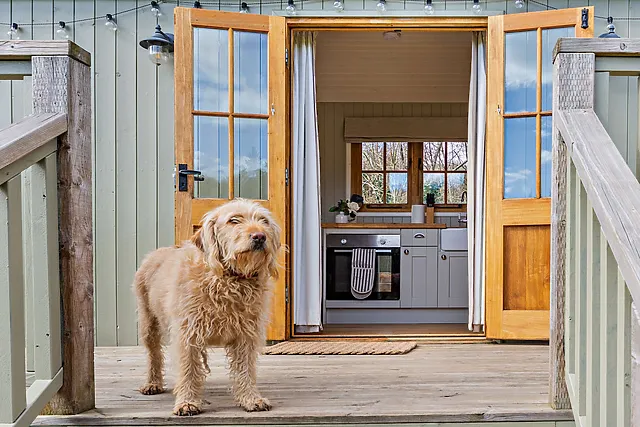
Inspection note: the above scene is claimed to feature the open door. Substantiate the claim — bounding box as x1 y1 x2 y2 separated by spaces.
485 7 593 340
174 7 288 341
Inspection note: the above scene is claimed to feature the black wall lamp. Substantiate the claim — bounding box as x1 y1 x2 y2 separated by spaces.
139 24 174 66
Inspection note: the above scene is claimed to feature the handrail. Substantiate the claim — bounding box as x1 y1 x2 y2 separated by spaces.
0 40 93 427
555 108 640 307
0 113 67 185
551 39 639 427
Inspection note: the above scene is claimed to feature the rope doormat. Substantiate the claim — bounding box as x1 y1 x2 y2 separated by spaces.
262 341 417 355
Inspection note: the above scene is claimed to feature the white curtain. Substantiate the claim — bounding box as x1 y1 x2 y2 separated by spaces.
467 32 487 332
292 31 323 334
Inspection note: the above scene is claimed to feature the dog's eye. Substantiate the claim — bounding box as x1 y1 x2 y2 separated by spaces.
258 217 270 225
228 217 241 224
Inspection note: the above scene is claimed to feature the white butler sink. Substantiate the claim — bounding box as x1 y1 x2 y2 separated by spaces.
440 228 468 251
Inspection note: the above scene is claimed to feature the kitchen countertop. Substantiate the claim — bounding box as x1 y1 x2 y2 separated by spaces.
322 223 447 229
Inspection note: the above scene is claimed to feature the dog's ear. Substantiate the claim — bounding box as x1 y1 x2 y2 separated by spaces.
201 212 225 275
190 228 205 251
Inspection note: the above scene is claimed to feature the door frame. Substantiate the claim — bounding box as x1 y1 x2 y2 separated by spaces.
284 16 489 339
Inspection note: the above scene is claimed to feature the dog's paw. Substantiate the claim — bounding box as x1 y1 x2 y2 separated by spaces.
139 384 164 395
241 397 272 412
173 401 202 416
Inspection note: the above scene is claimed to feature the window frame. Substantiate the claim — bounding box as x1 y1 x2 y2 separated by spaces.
351 140 468 212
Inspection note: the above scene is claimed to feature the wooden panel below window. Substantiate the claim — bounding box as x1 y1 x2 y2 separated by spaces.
502 225 551 311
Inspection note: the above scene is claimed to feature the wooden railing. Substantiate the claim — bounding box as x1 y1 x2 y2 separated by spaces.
0 41 93 427
550 38 640 427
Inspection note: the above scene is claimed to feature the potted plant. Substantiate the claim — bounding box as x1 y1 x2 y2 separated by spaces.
329 194 363 223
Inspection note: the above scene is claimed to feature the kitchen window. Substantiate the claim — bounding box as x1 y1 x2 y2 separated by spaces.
351 141 468 209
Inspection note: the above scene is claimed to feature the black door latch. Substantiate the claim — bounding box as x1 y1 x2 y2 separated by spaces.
177 163 204 192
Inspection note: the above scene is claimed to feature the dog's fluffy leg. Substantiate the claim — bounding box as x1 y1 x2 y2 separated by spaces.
173 338 207 416
135 272 165 395
226 338 271 412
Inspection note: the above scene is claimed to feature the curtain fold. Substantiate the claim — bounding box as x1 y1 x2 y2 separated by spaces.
292 31 323 334
467 32 487 332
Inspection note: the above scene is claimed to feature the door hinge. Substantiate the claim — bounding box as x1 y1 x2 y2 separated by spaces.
581 8 589 29
285 285 289 304
285 48 289 67
285 167 289 186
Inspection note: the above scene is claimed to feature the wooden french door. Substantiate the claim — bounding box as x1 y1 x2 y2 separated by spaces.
485 7 593 340
174 8 288 341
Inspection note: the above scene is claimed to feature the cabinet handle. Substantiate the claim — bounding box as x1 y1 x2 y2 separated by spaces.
404 249 409 255
441 254 447 260
414 233 425 239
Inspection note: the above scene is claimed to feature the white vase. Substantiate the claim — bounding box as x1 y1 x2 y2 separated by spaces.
335 212 349 223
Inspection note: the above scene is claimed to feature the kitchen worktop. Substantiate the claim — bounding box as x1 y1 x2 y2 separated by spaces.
322 223 447 229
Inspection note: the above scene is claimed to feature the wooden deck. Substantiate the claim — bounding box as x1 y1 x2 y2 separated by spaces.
33 344 574 426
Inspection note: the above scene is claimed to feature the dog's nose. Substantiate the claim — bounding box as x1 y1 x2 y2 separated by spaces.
251 232 266 244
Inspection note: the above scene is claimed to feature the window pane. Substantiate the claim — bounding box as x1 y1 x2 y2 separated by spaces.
385 142 408 171
386 173 407 204
234 118 268 200
541 116 552 198
423 142 445 171
448 173 467 204
542 27 572 112
447 141 468 171
504 117 536 199
362 173 384 203
362 142 384 170
194 116 229 198
234 31 268 115
194 28 228 112
423 173 445 204
505 31 537 114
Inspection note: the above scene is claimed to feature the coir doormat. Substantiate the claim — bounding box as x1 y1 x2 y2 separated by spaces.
262 341 417 355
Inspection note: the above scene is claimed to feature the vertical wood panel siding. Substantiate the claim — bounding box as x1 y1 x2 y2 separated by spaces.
0 0 634 345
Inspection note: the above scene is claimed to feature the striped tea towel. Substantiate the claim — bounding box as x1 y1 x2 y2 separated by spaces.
351 248 376 300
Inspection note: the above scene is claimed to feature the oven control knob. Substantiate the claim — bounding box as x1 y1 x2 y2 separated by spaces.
340 238 347 245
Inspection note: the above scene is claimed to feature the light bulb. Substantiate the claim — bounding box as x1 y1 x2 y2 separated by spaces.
424 0 434 14
285 0 296 15
240 2 249 13
376 0 387 13
105 14 118 32
333 0 344 11
514 0 524 8
472 0 482 14
148 45 170 66
151 1 162 17
7 23 19 40
193 0 202 7
56 21 70 39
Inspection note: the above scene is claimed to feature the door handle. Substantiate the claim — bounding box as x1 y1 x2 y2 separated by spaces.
414 233 425 239
177 163 205 192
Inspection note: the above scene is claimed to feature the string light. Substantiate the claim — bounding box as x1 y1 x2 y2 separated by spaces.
151 1 163 16
285 0 296 15
333 0 344 12
376 0 387 13
424 0 434 15
514 0 524 8
599 16 620 38
472 0 482 14
105 14 118 32
7 23 19 40
240 1 250 12
193 1 202 7
56 21 70 39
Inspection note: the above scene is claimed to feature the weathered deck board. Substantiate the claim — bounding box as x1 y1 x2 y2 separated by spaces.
33 344 573 425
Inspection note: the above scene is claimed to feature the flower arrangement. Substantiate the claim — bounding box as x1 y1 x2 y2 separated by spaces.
329 194 363 222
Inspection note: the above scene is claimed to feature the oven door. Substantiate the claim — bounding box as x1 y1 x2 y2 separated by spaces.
326 247 400 300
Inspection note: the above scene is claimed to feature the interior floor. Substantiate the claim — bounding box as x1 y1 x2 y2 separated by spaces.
308 323 484 338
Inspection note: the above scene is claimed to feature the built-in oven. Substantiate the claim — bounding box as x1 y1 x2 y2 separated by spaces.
325 234 401 300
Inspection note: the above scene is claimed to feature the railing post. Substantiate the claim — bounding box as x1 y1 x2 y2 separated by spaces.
550 51 595 409
31 52 94 415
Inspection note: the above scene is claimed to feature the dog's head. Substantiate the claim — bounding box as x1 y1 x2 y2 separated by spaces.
190 199 282 280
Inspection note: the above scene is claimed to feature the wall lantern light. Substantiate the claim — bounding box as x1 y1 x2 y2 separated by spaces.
139 24 174 66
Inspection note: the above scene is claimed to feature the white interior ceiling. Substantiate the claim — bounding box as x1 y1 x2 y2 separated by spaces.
315 31 473 104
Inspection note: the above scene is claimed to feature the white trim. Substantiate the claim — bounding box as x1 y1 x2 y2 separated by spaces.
272 10 503 17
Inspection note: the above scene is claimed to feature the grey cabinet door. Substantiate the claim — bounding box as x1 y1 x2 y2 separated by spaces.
437 252 469 308
400 247 438 308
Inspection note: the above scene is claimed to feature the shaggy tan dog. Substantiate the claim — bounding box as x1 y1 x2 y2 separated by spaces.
133 198 282 416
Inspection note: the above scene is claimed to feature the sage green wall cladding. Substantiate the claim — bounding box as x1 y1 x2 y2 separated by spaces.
0 0 635 346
